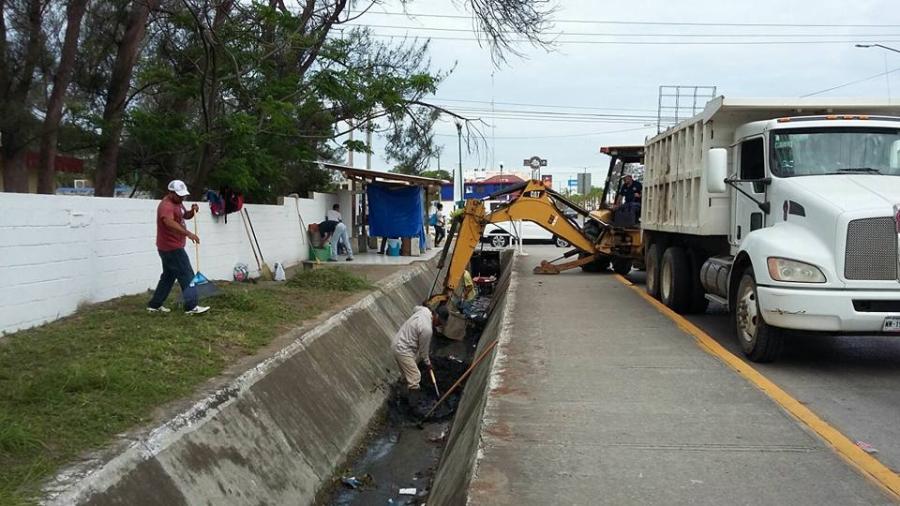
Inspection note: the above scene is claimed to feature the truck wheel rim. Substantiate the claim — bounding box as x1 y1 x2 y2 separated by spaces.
737 282 759 342
492 236 506 248
661 259 672 301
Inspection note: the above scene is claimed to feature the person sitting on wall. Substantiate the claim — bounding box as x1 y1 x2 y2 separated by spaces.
392 304 449 408
318 219 354 262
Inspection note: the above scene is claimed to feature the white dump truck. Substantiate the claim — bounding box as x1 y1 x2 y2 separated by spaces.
641 97 900 362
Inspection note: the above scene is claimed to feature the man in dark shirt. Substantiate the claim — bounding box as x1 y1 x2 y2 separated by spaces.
615 175 642 223
619 175 642 204
319 219 353 261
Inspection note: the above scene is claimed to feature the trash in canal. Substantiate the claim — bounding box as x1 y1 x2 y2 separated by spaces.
341 474 374 489
399 488 416 495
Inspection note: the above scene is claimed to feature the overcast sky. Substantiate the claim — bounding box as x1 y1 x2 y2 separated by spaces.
340 0 900 190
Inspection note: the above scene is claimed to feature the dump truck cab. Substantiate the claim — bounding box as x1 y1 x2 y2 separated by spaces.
706 115 900 337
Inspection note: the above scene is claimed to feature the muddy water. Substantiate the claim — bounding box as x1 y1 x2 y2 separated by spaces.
320 319 490 503
320 331 483 506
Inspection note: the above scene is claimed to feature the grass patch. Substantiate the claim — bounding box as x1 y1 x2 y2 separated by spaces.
288 267 373 292
0 268 371 505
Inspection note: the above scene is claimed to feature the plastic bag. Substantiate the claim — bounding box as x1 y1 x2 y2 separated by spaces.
273 262 286 282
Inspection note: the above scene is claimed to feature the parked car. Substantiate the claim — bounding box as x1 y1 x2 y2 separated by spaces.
481 200 576 248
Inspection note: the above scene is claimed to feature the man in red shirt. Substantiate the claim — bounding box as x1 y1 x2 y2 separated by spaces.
147 180 210 315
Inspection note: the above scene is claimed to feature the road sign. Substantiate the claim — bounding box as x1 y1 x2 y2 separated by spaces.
567 179 578 189
523 156 547 169
577 173 591 195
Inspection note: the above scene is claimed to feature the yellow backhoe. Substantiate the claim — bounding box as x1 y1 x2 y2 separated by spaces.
427 168 644 307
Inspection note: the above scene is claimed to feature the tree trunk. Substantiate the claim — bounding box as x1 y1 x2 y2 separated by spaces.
37 0 89 194
94 0 158 197
189 0 233 195
0 0 44 193
1 137 29 192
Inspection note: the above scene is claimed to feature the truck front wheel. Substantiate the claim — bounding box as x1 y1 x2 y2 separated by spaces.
734 269 784 363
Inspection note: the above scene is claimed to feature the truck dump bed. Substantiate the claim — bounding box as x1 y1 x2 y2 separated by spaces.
642 96 900 236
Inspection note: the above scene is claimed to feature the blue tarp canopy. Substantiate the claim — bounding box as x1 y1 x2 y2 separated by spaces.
367 183 424 237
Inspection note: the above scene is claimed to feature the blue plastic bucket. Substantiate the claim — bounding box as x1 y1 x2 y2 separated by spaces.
387 239 401 256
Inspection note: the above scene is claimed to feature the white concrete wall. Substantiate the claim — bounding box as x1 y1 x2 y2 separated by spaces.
0 192 340 336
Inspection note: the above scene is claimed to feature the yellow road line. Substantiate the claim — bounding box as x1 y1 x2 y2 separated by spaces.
614 274 900 500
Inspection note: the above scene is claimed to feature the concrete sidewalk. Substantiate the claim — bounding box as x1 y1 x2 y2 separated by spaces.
468 254 894 505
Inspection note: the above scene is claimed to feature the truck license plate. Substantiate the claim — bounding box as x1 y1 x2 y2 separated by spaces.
883 317 900 332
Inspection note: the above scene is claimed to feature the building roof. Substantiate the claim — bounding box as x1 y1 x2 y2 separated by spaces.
318 162 448 187
480 174 525 184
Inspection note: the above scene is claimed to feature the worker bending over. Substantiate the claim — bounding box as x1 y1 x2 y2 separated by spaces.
392 304 448 403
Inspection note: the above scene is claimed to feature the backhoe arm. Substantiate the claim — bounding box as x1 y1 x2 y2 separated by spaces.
427 181 602 307
486 181 596 254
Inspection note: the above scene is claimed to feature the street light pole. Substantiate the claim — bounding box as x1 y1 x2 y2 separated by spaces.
856 44 899 101
456 122 463 208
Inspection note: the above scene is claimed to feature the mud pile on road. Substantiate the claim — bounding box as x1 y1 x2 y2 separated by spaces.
319 251 502 506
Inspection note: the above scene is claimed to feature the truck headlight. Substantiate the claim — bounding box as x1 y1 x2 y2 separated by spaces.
767 257 826 283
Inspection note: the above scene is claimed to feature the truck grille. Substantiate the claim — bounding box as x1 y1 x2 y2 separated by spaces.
845 217 897 280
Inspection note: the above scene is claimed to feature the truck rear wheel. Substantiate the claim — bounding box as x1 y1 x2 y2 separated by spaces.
660 247 691 313
734 269 783 363
645 244 662 298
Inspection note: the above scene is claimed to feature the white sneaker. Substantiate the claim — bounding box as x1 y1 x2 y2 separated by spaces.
147 306 171 313
185 305 210 315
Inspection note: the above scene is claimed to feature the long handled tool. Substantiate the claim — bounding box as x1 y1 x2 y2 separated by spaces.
428 368 440 398
242 208 273 280
190 212 222 299
417 339 498 428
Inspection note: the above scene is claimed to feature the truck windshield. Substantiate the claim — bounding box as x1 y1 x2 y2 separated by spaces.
771 127 900 177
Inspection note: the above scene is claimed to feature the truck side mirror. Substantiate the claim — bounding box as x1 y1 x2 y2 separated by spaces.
706 148 727 194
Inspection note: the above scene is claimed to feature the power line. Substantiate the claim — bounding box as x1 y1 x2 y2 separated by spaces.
435 106 659 120
370 34 900 46
802 65 900 96
352 23 900 38
433 125 652 140
431 97 657 113
363 11 900 28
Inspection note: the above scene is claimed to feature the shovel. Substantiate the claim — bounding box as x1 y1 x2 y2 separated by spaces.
428 368 440 398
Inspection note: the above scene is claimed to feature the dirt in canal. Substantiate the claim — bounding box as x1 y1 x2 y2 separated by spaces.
318 252 500 506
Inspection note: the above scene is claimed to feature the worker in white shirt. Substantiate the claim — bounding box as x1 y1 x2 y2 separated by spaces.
392 304 448 404
326 203 342 222
324 204 353 259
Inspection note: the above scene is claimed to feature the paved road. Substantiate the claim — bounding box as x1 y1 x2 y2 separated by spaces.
619 268 900 475
469 245 895 505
